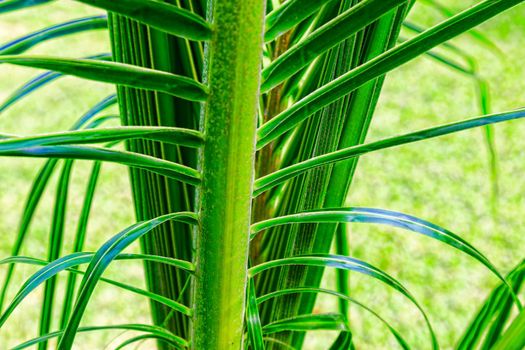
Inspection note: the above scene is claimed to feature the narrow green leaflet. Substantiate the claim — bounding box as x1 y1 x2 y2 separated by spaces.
258 287 409 349
0 248 195 275
335 224 350 318
0 253 194 328
402 21 499 205
89 260 195 315
257 0 525 148
0 16 107 55
0 70 62 113
70 94 117 129
246 278 264 350
114 334 183 350
60 161 101 327
58 212 197 349
264 0 337 42
261 0 407 92
401 22 478 74
262 313 349 334
75 0 211 41
0 145 201 185
419 0 504 56
0 159 57 309
458 260 525 349
0 56 208 102
11 324 187 350
0 0 52 14
115 253 195 272
402 37 473 75
263 338 297 350
0 96 116 310
0 126 204 149
250 207 520 308
254 108 525 195
329 332 353 350
39 160 72 346
0 54 112 114
249 254 438 350
492 308 525 350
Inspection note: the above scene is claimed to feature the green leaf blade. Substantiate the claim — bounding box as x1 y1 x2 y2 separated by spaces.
264 0 337 43
12 323 188 350
0 16 107 55
0 145 202 186
257 0 525 148
0 0 52 14
58 212 197 349
0 56 209 102
262 313 349 334
0 126 204 149
76 0 211 41
254 108 525 195
251 207 519 307
249 254 438 350
261 0 407 92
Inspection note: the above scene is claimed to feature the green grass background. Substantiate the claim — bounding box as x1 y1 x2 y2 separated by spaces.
0 1 524 349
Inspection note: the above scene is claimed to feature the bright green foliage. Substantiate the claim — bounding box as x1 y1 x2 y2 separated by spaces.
0 1 524 350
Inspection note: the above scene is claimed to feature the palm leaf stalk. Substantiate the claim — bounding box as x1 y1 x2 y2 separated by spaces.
190 0 265 348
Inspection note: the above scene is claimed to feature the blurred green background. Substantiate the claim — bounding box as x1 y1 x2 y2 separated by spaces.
0 1 524 349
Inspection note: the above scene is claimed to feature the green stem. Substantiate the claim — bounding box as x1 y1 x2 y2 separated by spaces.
192 1 265 349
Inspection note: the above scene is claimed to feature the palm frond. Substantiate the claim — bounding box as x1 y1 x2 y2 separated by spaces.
1 0 524 349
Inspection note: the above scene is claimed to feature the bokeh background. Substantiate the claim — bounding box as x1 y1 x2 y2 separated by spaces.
0 1 524 349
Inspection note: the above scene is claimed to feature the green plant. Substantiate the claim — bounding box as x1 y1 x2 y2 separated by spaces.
0 0 524 349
